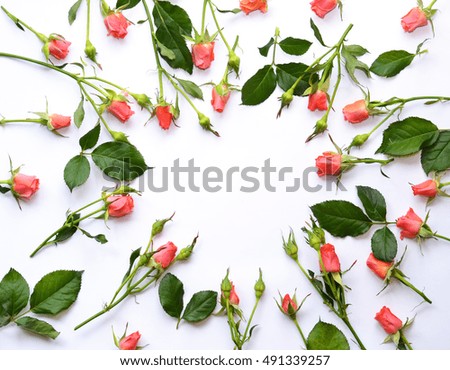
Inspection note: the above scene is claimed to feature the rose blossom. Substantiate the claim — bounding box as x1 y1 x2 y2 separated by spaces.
239 0 268 15
49 114 71 130
12 173 39 200
152 242 177 269
319 243 341 272
401 7 428 33
48 38 71 60
315 152 342 177
107 194 134 217
229 283 240 305
366 253 394 280
310 0 338 19
192 42 215 70
119 331 141 350
104 12 130 39
308 90 328 111
343 100 370 124
411 179 438 198
211 84 231 113
155 105 173 130
375 306 403 335
281 294 297 314
396 208 423 240
107 99 134 123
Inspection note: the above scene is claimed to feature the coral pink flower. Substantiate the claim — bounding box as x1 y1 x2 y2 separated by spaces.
48 38 71 60
12 173 39 200
239 0 268 15
320 243 341 272
366 253 394 279
108 99 134 123
152 242 177 269
401 7 428 33
229 283 240 305
308 90 328 111
281 294 297 314
396 208 423 240
49 114 71 130
192 42 215 70
375 306 403 334
411 179 438 198
343 100 370 124
155 105 174 130
119 331 141 350
104 12 130 39
315 152 342 177
310 0 338 18
211 84 231 113
107 194 134 217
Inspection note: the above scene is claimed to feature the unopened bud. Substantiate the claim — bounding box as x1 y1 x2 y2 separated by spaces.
175 234 198 262
254 268 265 299
282 230 298 261
221 269 232 299
198 112 219 137
151 212 175 238
85 40 97 61
227 51 240 75
131 93 152 110
350 133 370 148
110 130 129 143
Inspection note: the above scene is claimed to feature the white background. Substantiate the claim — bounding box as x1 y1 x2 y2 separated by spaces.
0 0 450 350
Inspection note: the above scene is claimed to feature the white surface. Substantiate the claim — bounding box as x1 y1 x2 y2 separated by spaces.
0 0 449 350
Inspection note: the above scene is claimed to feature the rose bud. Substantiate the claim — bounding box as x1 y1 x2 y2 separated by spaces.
281 294 298 316
239 0 268 15
107 194 134 217
366 253 394 280
155 104 174 130
192 42 215 70
254 269 265 299
411 179 438 198
107 98 134 123
319 243 341 273
343 99 370 124
104 12 131 39
48 37 71 60
401 7 428 33
315 152 342 177
12 173 40 200
396 208 423 240
229 283 240 306
211 84 231 113
310 0 338 19
48 114 71 130
282 230 299 261
152 241 177 269
375 306 403 335
308 90 328 111
119 331 141 350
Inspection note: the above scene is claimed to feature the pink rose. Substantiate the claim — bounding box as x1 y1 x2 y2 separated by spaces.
192 42 215 70
107 99 134 123
366 253 394 280
411 179 438 198
119 331 141 350
281 294 298 314
12 173 40 200
229 283 240 305
375 306 403 335
396 208 423 240
315 152 342 177
401 7 428 33
308 90 328 111
104 12 131 39
155 105 174 130
48 38 71 60
211 84 231 113
342 100 370 124
49 114 71 130
152 242 177 269
310 0 338 18
239 0 268 15
107 194 134 218
319 243 341 272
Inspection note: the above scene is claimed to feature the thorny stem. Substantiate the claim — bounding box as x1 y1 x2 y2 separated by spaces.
1 6 47 42
241 297 261 347
201 0 208 36
393 270 432 304
293 318 308 348
86 0 91 41
225 299 240 350
208 0 232 51
0 119 45 125
434 233 450 242
426 0 438 10
163 70 201 115
400 330 413 350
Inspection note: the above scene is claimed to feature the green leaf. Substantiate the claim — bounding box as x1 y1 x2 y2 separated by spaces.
0 268 30 317
153 1 192 35
421 130 450 174
78 228 108 244
307 321 350 350
156 40 176 60
91 141 149 182
311 200 372 237
182 291 218 323
377 117 439 157
371 227 397 262
356 186 387 222
30 270 83 315
68 0 83 25
0 305 10 327
158 273 184 319
279 37 312 56
153 1 193 73
344 44 369 56
370 50 415 77
276 62 311 96
73 97 85 128
122 247 142 282
310 18 327 47
53 223 79 244
0 185 10 194
341 45 371 84
79 124 101 151
116 0 141 10
241 65 277 106
15 317 59 339
64 155 90 192
176 78 204 100
258 37 274 57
